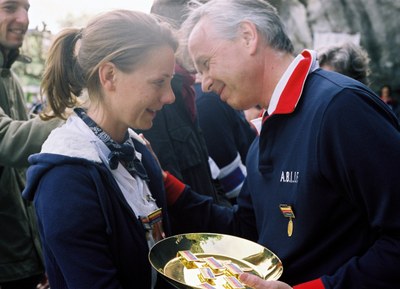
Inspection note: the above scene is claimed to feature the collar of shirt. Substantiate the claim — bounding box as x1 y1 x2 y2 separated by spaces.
251 49 319 134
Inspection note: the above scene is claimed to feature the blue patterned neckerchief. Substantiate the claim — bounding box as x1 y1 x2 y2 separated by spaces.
75 108 149 181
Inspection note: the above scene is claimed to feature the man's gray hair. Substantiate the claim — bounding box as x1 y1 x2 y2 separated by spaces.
179 0 294 71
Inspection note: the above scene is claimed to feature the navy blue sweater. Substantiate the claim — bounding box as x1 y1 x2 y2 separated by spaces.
23 137 173 289
169 69 400 289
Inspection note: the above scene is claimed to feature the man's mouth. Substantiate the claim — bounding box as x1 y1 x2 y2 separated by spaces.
218 85 225 96
8 28 26 36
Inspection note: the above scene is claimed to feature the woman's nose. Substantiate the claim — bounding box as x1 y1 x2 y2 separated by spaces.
162 87 175 105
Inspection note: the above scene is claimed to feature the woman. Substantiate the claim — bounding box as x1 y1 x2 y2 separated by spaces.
22 10 177 289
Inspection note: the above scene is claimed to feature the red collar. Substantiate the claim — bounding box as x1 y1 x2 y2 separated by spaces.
263 50 317 124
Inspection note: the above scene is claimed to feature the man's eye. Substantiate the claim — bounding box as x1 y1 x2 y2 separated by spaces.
203 60 209 68
154 80 165 87
3 5 18 12
2 4 29 13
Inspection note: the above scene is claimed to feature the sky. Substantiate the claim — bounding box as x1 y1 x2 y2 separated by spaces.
29 0 154 33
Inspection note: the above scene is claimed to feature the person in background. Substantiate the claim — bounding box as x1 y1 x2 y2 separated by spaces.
194 76 256 203
139 0 231 213
317 41 371 85
162 0 400 288
0 0 62 288
379 84 400 118
317 43 400 121
22 9 178 289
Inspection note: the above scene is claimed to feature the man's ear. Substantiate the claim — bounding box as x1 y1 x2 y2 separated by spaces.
99 62 117 91
238 21 259 55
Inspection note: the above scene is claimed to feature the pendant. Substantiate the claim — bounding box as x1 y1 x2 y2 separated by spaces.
287 217 293 237
279 204 295 237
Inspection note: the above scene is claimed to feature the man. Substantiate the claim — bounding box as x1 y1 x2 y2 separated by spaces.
163 0 400 288
0 0 61 288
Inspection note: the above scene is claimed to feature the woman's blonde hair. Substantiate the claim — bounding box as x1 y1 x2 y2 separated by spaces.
41 9 178 119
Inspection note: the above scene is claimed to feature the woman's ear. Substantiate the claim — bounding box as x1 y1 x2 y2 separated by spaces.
99 63 117 91
238 21 259 55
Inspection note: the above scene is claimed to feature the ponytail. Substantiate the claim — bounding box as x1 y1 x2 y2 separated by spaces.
40 28 85 120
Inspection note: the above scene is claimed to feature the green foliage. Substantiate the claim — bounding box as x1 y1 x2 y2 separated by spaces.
14 23 52 86
11 24 51 106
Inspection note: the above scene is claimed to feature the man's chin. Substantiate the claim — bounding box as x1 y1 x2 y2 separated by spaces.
2 42 24 50
226 98 245 111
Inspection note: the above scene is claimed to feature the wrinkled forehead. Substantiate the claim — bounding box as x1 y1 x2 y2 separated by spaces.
187 20 211 69
188 19 208 50
188 18 219 56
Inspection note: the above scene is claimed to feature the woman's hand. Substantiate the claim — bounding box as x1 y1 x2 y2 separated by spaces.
239 273 293 289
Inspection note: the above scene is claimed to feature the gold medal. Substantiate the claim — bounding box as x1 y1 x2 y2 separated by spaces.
287 218 293 237
279 204 295 237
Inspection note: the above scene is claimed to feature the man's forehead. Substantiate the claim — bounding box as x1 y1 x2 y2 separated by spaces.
188 23 210 64
189 19 209 46
188 18 218 58
0 0 29 5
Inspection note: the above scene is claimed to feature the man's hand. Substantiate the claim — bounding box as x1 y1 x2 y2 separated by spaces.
239 273 293 289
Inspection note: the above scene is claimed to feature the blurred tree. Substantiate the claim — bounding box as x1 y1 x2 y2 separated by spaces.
13 22 52 87
11 23 52 109
58 11 92 28
13 12 91 106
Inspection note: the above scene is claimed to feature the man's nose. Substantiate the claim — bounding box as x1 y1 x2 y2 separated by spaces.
16 8 29 26
201 74 213 93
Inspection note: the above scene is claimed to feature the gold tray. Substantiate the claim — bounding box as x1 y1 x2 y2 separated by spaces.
149 233 283 289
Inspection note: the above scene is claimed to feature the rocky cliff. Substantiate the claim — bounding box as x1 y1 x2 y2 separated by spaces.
273 0 400 96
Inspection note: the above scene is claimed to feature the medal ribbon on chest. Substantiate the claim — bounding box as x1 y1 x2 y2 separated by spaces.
279 204 295 237
140 208 166 242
